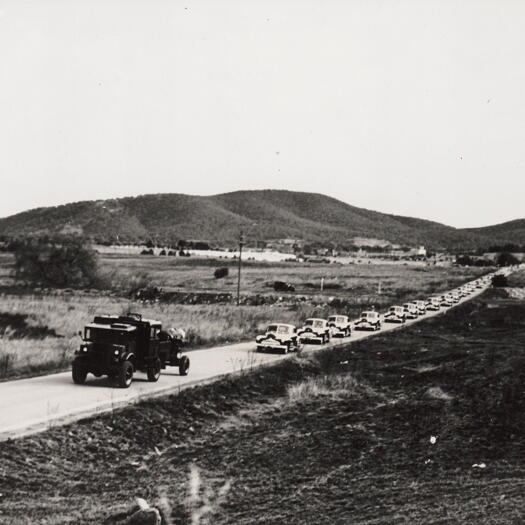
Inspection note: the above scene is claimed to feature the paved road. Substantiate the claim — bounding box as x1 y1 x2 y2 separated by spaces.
0 275 500 441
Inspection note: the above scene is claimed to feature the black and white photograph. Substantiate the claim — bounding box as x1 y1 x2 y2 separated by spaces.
1 1 525 523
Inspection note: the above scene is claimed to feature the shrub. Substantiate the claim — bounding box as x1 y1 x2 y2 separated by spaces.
274 281 295 292
140 249 154 255
14 240 100 288
214 267 229 279
497 252 519 267
492 274 508 287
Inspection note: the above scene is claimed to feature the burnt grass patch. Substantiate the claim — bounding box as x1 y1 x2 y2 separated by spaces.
2 292 525 523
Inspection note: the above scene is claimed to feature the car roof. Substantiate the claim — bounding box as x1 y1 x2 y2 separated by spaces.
306 318 326 322
86 322 137 332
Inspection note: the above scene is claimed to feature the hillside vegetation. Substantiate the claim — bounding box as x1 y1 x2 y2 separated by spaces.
0 190 513 250
463 218 525 246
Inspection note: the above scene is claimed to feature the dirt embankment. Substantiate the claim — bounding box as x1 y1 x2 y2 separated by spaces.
2 291 525 524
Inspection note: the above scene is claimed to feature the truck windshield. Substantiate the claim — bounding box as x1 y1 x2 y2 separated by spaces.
85 328 129 344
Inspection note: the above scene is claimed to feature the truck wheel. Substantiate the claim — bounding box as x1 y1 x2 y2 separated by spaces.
283 342 290 354
117 361 133 388
72 360 87 385
179 355 190 376
147 358 161 382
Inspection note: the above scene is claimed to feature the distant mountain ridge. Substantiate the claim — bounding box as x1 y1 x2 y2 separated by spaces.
0 190 522 250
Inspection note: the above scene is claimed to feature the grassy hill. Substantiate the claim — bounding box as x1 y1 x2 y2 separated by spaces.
0 190 520 250
462 219 525 247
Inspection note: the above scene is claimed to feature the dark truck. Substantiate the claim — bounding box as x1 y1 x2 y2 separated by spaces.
72 313 190 388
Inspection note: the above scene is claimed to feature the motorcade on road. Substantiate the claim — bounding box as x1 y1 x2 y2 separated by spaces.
384 305 406 324
298 318 331 344
354 311 382 331
327 315 352 337
72 313 189 388
255 323 300 354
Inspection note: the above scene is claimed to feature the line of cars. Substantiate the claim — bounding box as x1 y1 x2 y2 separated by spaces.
254 272 502 354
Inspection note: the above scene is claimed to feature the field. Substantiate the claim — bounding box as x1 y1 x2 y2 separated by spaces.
1 284 524 523
98 254 479 296
0 254 489 380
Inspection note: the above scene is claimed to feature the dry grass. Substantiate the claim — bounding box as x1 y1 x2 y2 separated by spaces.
99 254 488 297
287 373 377 402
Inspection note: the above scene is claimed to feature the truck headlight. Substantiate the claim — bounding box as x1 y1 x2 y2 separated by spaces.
114 350 119 356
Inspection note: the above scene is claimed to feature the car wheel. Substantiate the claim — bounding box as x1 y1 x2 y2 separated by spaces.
117 360 133 388
147 358 161 382
283 342 289 354
72 360 87 385
179 355 190 376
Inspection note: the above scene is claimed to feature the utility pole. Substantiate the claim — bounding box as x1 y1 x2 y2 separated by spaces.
236 230 244 306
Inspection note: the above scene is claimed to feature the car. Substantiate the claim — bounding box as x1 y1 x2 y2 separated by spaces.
72 313 190 388
449 292 460 303
413 300 427 315
255 323 300 354
354 311 382 331
403 303 419 319
298 318 331 344
327 315 352 337
426 297 441 311
384 305 406 324
440 295 453 307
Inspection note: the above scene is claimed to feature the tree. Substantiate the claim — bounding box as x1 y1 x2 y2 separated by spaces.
14 240 100 288
496 252 519 267
492 274 508 287
214 267 229 279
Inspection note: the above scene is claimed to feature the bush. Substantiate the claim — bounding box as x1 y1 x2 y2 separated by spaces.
140 249 154 255
214 267 229 279
497 252 519 267
14 240 100 288
492 274 508 287
274 281 295 292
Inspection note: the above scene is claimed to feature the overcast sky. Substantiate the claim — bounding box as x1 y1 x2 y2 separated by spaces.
1 0 524 227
